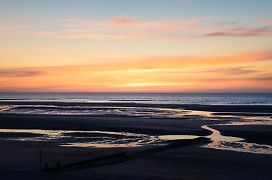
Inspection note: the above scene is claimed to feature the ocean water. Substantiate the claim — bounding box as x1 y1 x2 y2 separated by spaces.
0 93 272 105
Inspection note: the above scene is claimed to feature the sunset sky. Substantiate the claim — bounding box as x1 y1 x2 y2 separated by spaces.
0 0 272 92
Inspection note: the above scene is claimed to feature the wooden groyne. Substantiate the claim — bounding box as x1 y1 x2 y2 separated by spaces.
44 137 210 172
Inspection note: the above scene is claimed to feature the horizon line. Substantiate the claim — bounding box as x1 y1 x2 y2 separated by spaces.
0 91 271 94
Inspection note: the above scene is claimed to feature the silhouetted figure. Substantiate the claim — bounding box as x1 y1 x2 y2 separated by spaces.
44 162 48 170
38 150 42 171
56 161 61 169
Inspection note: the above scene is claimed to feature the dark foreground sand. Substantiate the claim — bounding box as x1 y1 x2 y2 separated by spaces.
0 140 271 180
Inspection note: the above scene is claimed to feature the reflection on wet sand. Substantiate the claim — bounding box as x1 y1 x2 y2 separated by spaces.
0 105 271 154
62 142 141 148
202 125 272 154
182 110 213 117
0 105 215 119
0 105 14 112
0 128 201 148
0 129 159 148
1 126 271 155
227 116 272 125
158 135 199 141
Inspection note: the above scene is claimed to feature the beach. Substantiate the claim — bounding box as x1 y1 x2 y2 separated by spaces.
0 98 271 179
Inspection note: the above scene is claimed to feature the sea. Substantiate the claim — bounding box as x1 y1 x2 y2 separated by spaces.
0 92 272 105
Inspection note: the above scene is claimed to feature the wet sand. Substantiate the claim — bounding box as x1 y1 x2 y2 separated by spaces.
0 113 214 136
0 103 272 179
212 125 272 145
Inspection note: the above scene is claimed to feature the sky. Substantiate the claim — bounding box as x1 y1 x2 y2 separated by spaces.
0 0 272 92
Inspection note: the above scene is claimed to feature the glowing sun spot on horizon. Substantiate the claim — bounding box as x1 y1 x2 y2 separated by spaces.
124 82 194 87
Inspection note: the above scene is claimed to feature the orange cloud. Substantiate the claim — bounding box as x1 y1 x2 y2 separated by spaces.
0 51 271 92
0 69 44 77
103 51 272 70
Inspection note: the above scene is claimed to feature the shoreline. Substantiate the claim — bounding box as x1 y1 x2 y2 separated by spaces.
1 101 272 113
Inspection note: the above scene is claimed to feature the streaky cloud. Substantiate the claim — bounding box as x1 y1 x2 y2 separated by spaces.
203 26 272 38
0 69 44 77
38 18 272 40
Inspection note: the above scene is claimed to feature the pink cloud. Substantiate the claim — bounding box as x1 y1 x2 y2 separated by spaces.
107 17 201 30
40 17 202 40
59 33 147 40
61 17 201 30
40 18 272 40
0 25 12 35
265 21 272 26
